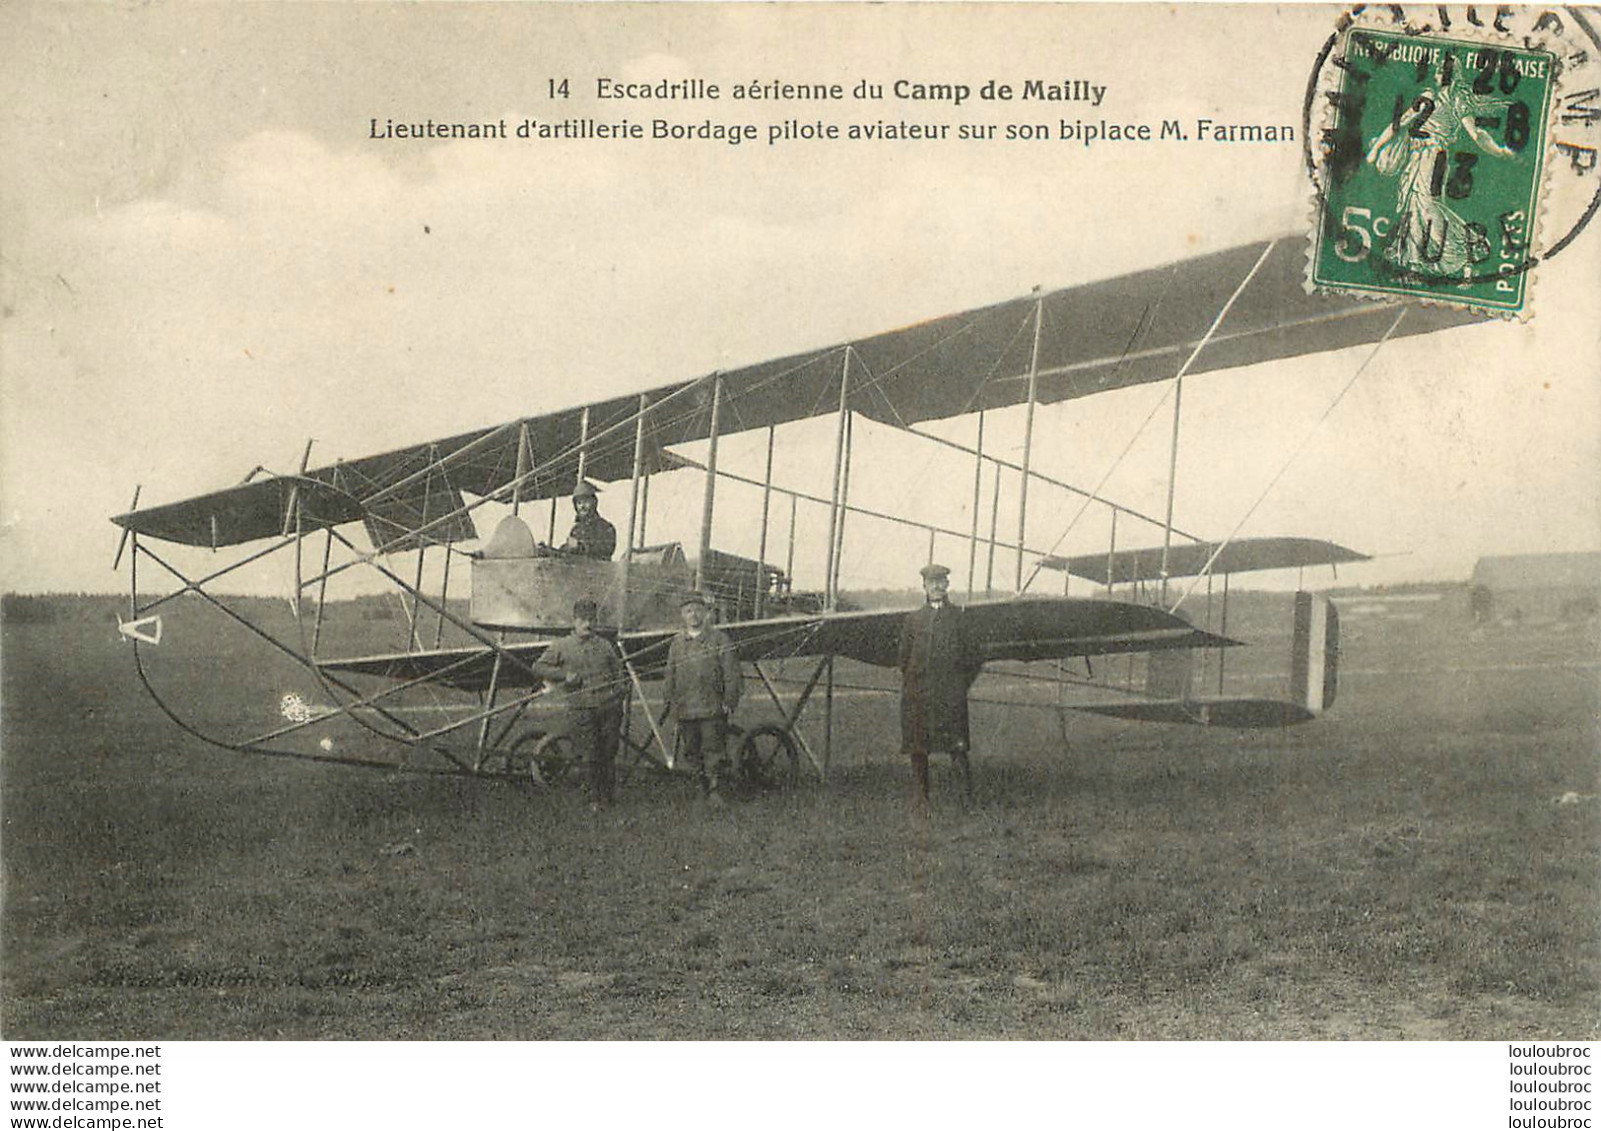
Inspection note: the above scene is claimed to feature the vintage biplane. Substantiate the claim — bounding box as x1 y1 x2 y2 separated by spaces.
109 236 1476 789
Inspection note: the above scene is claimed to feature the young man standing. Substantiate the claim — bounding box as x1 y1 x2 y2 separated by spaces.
662 591 742 802
532 598 626 809
897 563 982 809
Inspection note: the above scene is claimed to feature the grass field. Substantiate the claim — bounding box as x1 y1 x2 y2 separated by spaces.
2 594 1597 1039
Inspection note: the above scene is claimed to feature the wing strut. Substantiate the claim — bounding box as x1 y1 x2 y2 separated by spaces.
362 419 519 510
373 373 716 553
1012 242 1276 599
576 405 591 485
1167 306 1409 614
967 411 985 600
512 422 531 514
986 456 1002 596
473 653 504 770
622 654 675 769
1106 507 1118 593
823 351 851 609
694 373 723 593
755 424 776 618
753 658 830 778
621 392 650 629
784 492 798 600
1015 289 1045 591
133 540 422 742
902 422 1205 551
1159 239 1278 602
833 407 855 599
667 448 1000 559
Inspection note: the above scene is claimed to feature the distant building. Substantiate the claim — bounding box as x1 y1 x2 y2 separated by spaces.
1468 552 1601 624
1329 591 1445 621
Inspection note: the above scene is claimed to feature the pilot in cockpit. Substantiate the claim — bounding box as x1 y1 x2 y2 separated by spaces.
562 480 616 561
474 480 617 561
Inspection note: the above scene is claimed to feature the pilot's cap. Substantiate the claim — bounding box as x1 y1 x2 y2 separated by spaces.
573 480 600 500
679 590 711 608
920 563 951 581
572 598 599 621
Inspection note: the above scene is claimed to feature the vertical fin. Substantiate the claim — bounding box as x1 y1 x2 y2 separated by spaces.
1322 598 1339 711
1290 591 1339 715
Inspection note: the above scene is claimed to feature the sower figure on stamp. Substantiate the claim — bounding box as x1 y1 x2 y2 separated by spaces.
662 590 742 804
531 598 626 810
898 563 982 811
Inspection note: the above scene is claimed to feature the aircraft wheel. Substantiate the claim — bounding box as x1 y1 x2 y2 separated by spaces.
530 732 578 787
738 724 800 791
499 727 544 778
504 730 574 787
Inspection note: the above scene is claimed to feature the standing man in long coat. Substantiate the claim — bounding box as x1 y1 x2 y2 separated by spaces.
898 562 982 809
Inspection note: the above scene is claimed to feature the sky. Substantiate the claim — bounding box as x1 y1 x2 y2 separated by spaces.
3 2 1598 599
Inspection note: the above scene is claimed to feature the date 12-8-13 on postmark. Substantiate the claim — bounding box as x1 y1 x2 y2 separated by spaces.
1309 25 1558 315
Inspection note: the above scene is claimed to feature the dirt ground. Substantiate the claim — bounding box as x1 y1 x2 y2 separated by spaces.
2 595 1597 1039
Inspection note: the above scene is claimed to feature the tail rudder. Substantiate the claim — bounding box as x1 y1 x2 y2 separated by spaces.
1290 591 1339 716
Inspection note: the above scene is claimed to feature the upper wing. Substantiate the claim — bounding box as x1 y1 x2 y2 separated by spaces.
317 597 1231 694
1042 536 1371 585
108 475 368 548
114 236 1478 548
754 237 1475 427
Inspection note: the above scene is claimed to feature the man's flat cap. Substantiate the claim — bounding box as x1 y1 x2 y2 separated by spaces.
679 590 711 607
572 598 599 620
919 563 951 580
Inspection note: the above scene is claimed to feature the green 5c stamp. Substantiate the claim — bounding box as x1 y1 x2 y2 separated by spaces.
1310 27 1557 314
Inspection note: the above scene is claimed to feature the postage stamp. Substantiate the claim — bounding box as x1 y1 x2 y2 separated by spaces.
1308 25 1558 314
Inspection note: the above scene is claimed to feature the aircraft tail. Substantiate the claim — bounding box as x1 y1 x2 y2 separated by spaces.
1289 591 1339 716
1069 590 1340 728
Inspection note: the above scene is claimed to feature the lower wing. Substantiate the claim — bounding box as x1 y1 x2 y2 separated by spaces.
317 596 1233 693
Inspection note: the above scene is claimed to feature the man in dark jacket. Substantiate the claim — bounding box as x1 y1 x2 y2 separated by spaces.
663 591 742 803
898 563 982 808
531 598 626 808
562 480 617 560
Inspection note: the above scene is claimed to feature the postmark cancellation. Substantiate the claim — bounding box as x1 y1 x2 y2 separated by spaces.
1306 7 1600 317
